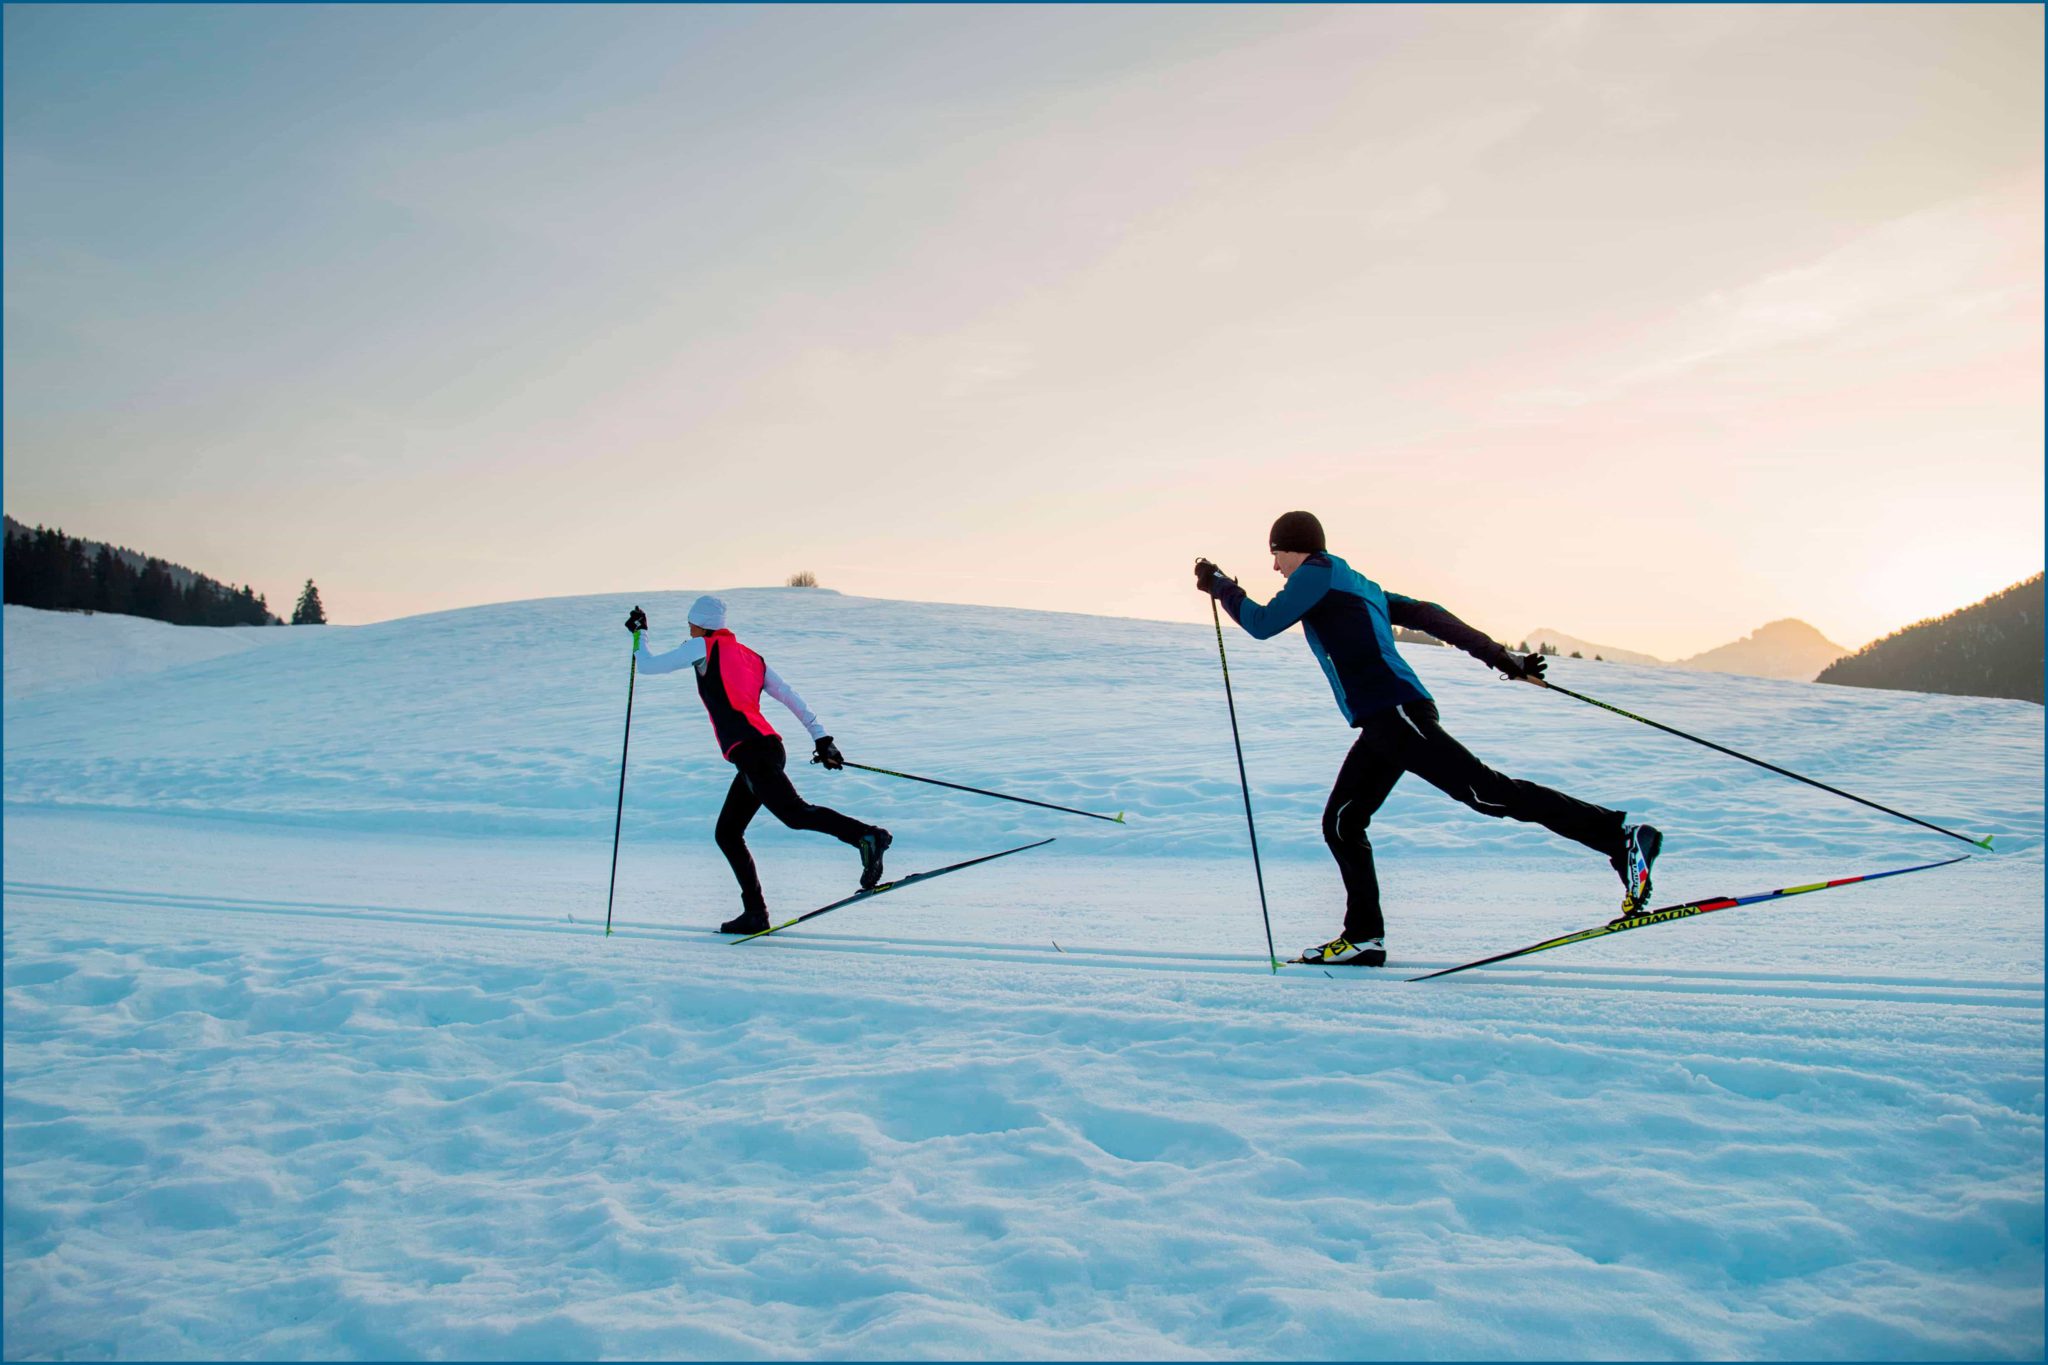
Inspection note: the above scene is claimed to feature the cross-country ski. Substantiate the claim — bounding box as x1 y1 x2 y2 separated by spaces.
731 838 1056 942
1407 855 1976 982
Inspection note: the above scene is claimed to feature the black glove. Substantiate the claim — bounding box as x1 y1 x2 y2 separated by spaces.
1194 558 1226 596
1499 651 1547 683
624 606 647 634
812 736 845 770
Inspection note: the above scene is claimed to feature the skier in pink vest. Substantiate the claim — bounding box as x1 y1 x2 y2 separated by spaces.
627 596 890 935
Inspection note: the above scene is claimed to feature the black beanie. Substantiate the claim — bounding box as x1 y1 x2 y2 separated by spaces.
1269 510 1325 554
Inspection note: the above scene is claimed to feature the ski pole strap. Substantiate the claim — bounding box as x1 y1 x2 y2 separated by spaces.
841 762 1124 824
1409 853 1972 982
1540 680 1992 850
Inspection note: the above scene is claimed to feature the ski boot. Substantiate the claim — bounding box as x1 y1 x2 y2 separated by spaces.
1610 823 1663 921
857 827 893 891
720 893 770 936
1297 934 1387 967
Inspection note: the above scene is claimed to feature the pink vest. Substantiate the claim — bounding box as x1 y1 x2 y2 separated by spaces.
695 629 778 759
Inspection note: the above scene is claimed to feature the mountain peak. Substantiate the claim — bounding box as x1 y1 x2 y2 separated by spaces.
1678 619 1849 681
1750 618 1833 641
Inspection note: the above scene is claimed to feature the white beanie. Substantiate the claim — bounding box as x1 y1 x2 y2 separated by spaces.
687 595 728 630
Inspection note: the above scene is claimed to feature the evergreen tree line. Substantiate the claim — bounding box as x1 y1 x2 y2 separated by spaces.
2 523 281 627
1817 573 2043 705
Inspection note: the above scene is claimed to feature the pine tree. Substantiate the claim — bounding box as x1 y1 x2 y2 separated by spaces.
133 559 178 621
292 579 327 625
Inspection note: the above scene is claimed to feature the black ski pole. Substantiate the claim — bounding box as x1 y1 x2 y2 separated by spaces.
604 616 642 937
839 762 1125 824
1535 679 1992 850
1211 596 1279 973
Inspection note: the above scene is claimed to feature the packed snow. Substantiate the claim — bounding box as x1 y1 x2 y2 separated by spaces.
5 591 2042 1358
2 606 303 704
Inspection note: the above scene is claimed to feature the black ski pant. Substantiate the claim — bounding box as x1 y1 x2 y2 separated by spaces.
1326 699 1625 942
716 735 872 911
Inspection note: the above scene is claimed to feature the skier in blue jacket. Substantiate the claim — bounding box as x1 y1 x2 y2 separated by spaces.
1197 511 1661 966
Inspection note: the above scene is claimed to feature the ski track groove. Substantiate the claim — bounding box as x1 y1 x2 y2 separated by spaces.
8 879 2042 1014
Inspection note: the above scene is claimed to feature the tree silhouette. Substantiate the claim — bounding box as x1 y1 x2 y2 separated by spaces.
3 523 277 625
291 579 327 625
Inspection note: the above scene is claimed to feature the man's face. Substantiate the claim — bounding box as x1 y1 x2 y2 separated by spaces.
1272 549 1310 579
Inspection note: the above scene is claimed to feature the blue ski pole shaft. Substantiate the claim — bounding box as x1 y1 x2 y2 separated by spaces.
604 629 641 936
1212 598 1279 972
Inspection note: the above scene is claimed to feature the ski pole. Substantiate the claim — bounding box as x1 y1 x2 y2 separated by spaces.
1536 679 1993 850
840 762 1124 824
1211 596 1279 973
604 618 642 936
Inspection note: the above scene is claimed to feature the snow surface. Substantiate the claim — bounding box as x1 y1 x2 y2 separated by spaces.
5 592 2042 1358
3 605 306 704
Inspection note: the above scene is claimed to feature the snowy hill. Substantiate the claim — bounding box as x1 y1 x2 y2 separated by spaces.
4 592 2042 1358
11 592 2033 861
1677 617 1851 681
1522 625 1663 666
1525 619 1852 680
3 604 304 702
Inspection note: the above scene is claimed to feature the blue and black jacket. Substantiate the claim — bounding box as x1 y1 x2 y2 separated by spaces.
1213 553 1516 725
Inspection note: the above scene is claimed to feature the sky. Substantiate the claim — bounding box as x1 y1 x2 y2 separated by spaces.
4 3 2041 654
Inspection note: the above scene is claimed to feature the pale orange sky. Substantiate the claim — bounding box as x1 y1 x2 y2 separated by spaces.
6 4 2041 655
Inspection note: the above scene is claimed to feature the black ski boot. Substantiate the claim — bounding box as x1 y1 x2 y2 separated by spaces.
1610 823 1663 920
720 894 770 936
857 827 893 891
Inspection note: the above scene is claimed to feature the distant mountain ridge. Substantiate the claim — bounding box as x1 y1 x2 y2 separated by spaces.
1818 574 2042 704
1676 619 1850 681
1522 628 1662 667
1519 620 1850 681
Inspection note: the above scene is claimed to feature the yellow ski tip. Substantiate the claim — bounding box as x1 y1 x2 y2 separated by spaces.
1976 834 1995 850
1114 811 1127 824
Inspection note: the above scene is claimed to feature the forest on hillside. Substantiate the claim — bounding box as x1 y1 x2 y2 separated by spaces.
1818 574 2043 704
2 522 279 627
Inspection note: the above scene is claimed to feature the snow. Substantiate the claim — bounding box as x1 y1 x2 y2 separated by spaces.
3 605 305 704
5 593 2042 1358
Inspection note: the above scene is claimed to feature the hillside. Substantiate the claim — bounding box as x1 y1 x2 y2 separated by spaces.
3 513 202 590
1676 618 1850 682
4 591 2041 1359
3 516 280 625
3 605 304 703
1818 574 2044 704
7 591 2038 861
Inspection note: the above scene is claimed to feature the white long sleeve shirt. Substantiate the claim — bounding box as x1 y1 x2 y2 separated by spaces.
634 634 829 742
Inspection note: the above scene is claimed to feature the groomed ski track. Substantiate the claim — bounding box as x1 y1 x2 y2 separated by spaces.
8 879 2044 1012
9 863 2041 1359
